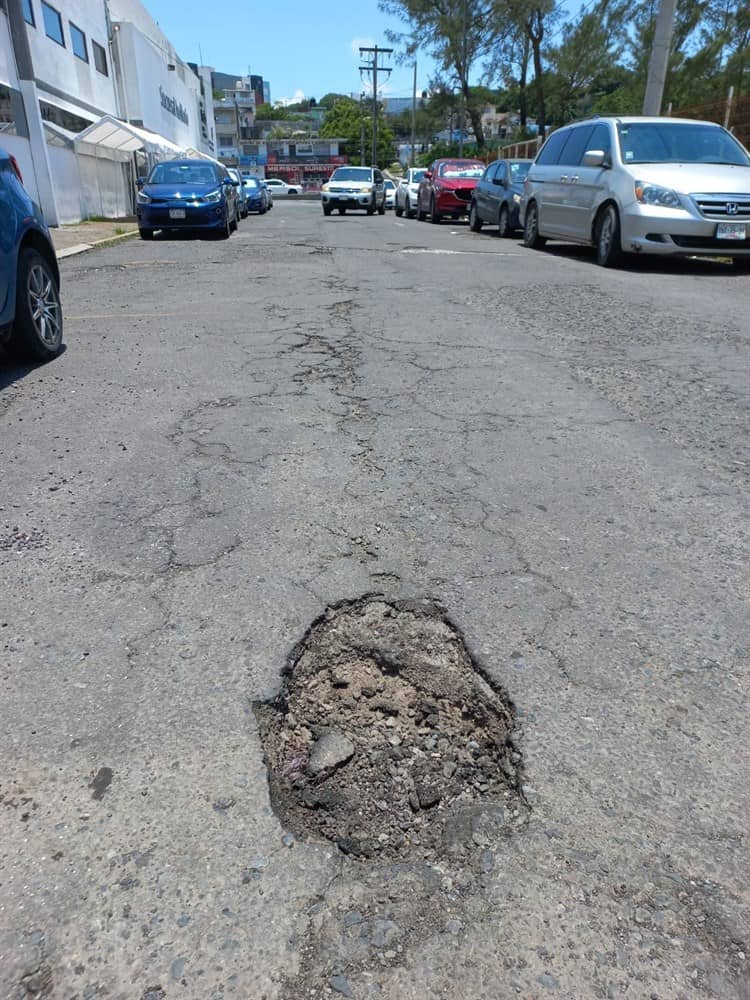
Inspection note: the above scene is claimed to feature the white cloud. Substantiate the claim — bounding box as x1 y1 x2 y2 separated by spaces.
276 89 306 107
350 36 376 56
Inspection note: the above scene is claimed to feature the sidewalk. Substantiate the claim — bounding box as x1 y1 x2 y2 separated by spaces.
51 218 138 258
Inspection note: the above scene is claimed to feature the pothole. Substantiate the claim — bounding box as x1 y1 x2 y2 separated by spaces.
256 596 524 862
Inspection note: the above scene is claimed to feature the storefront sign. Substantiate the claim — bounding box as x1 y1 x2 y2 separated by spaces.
159 86 189 126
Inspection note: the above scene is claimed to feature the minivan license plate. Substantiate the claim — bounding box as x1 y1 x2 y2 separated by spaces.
169 208 186 219
716 222 745 240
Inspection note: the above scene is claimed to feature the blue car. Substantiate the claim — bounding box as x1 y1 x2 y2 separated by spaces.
136 159 240 239
241 175 269 214
0 147 63 362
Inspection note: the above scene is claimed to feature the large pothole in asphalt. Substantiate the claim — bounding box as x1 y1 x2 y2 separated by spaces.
256 596 525 862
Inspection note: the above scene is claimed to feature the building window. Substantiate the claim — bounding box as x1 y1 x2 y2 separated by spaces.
92 40 108 75
41 1 64 45
39 98 92 134
69 22 87 62
0 84 29 137
21 0 35 25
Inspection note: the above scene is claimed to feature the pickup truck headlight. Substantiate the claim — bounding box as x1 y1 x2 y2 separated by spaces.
634 181 682 209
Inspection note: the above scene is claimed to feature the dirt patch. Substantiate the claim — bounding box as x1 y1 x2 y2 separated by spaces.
256 596 523 862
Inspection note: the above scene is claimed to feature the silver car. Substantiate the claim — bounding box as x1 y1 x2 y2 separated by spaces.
394 168 426 218
520 116 750 268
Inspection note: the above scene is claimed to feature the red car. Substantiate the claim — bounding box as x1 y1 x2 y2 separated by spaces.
416 158 485 223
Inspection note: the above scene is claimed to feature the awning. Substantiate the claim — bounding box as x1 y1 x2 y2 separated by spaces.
74 115 184 158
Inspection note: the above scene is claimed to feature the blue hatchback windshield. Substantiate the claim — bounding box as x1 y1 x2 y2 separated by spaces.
617 123 750 166
149 163 218 185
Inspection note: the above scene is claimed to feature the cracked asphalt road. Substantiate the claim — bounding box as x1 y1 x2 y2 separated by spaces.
1 202 748 1000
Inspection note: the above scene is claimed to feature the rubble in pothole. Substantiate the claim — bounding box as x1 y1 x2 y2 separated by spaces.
256 596 525 862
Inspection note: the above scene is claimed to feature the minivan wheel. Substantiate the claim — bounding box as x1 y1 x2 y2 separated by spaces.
469 203 482 232
595 204 625 268
7 248 63 362
523 202 546 249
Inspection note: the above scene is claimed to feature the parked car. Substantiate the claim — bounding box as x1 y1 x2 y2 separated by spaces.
228 168 248 218
383 178 397 209
263 178 300 196
136 159 239 239
394 168 426 218
263 181 274 209
520 115 750 268
469 159 531 236
320 166 386 216
417 158 485 223
0 148 63 362
241 175 270 214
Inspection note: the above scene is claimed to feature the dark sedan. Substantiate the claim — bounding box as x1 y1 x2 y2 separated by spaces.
241 175 270 214
416 158 485 223
0 147 62 362
136 159 239 239
469 159 531 236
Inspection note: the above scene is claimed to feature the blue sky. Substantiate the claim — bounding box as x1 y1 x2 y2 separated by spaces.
145 0 439 103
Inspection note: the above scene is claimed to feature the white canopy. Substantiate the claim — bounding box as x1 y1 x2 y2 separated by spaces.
74 115 184 158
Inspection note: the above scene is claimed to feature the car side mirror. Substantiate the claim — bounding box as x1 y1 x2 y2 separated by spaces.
136 177 146 188
582 149 608 168
223 177 235 186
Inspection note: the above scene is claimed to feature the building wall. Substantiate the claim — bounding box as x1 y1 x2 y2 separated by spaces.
24 0 119 122
110 20 202 150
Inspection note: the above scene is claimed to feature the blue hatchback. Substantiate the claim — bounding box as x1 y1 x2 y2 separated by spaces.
136 159 240 239
0 147 63 362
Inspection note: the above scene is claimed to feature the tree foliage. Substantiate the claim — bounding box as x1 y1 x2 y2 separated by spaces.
320 98 395 166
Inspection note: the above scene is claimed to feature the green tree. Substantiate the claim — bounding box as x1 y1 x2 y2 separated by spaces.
320 97 395 166
256 104 289 121
380 0 501 148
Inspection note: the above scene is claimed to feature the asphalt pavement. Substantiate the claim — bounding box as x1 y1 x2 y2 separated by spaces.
1 202 748 999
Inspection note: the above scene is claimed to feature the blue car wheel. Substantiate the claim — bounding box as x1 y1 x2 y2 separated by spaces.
7 248 63 362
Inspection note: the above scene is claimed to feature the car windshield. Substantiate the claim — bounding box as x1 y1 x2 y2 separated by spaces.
509 162 530 182
410 170 426 183
330 168 372 182
617 122 750 166
243 177 260 188
439 161 484 178
149 163 218 185
384 180 395 189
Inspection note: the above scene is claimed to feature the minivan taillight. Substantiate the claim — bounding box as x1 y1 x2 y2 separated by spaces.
9 155 23 185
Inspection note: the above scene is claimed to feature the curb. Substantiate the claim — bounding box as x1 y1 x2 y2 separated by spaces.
55 229 139 259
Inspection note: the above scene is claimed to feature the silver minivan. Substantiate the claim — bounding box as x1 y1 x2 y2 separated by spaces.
519 116 750 268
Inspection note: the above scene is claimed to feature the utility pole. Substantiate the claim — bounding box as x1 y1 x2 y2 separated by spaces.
359 45 392 166
459 0 467 156
359 92 366 165
410 61 417 168
642 0 677 116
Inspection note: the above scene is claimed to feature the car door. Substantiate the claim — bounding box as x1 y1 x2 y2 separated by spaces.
474 163 494 221
487 161 508 223
529 129 573 235
0 159 14 320
565 123 613 242
552 124 596 238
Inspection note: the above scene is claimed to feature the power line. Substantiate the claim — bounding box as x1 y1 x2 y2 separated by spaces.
359 45 393 165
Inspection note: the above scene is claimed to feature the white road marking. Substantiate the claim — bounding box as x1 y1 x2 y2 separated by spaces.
400 248 521 256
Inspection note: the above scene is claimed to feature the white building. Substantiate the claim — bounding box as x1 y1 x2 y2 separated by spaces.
1 0 216 223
